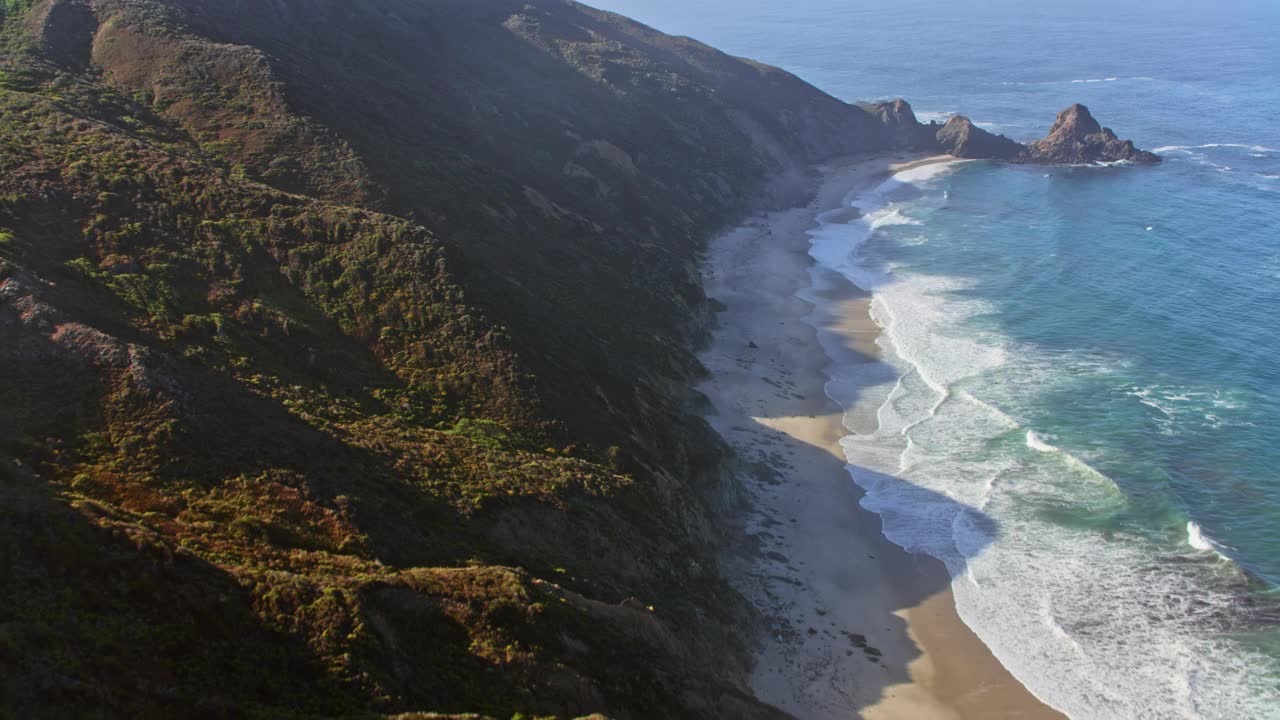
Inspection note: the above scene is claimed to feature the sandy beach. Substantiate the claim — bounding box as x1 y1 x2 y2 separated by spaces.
699 153 1068 720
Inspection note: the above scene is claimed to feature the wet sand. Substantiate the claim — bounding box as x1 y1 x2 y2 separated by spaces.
699 153 1067 719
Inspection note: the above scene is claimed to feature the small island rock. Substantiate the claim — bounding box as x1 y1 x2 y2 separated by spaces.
1021 103 1161 164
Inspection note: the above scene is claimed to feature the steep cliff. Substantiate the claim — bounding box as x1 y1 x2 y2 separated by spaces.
0 0 917 717
0 1 1161 717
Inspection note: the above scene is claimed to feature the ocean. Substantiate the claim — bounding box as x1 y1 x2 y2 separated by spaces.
591 0 1280 716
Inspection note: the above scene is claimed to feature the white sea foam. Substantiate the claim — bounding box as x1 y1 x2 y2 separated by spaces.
1186 521 1238 565
802 163 1280 719
915 110 955 123
1026 430 1057 452
872 207 921 229
1150 143 1280 182
1002 76 1154 86
1122 384 1252 435
1187 521 1214 551
1154 143 1279 154
808 161 960 289
891 161 965 185
1067 76 1156 83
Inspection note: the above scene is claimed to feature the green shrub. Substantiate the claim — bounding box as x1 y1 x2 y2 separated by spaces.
0 1 38 20
445 417 517 451
229 515 272 543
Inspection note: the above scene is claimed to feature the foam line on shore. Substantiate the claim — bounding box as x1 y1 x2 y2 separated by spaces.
698 152 1066 720
803 156 1280 720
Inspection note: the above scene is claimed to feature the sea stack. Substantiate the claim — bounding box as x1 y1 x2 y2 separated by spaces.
1021 103 1161 164
866 100 1160 164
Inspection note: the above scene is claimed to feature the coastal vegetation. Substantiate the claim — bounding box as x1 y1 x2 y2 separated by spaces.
0 0 862 715
0 0 1159 716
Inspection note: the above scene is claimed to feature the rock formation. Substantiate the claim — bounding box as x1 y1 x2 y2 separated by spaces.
1020 103 1162 164
864 98 941 150
935 115 1024 159
865 100 1159 164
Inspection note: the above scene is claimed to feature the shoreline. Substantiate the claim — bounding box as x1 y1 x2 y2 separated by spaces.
699 152 1067 719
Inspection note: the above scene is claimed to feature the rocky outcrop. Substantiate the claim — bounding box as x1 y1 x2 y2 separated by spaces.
1020 103 1161 164
935 115 1024 159
33 0 97 68
864 98 940 149
863 100 1157 165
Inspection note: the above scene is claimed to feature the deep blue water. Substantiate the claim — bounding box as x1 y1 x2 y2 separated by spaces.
591 1 1280 716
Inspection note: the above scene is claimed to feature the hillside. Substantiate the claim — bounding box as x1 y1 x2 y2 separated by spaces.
0 0 928 717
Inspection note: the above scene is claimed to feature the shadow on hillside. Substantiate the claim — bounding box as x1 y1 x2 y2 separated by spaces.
0 456 355 717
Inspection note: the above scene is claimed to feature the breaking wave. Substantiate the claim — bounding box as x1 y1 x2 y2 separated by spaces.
803 161 1280 719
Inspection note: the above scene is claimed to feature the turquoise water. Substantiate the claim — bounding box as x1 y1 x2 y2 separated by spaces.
591 0 1280 716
